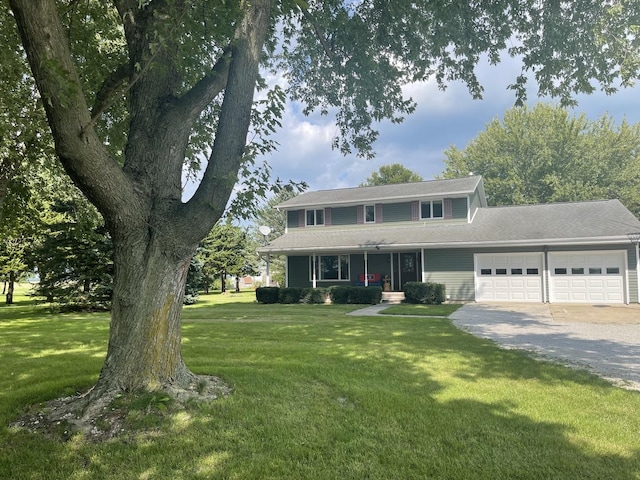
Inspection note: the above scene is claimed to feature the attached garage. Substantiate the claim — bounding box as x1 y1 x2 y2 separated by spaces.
475 253 544 302
549 251 626 304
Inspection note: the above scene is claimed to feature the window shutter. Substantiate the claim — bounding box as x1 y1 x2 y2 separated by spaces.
298 210 305 227
411 201 419 221
357 205 364 224
324 207 332 226
375 204 383 223
444 198 453 219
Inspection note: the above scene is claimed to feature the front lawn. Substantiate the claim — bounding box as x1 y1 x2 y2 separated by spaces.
381 302 463 317
1 290 639 479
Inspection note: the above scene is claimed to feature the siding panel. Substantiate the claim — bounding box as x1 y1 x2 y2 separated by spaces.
382 202 413 223
451 197 467 220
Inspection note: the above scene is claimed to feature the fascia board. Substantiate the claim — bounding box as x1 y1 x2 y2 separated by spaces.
258 236 633 254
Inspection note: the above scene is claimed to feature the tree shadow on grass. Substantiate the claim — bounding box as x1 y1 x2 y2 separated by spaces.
3 311 640 479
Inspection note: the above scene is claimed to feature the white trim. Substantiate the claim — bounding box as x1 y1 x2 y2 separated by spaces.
420 199 444 220
364 250 369 286
364 204 376 223
261 236 634 255
305 208 325 226
636 242 640 303
421 248 426 283
390 253 395 291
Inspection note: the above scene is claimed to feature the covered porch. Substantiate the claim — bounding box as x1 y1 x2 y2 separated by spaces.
288 250 422 292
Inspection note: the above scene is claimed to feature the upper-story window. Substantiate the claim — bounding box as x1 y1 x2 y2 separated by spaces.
306 209 324 226
421 200 443 219
365 205 375 223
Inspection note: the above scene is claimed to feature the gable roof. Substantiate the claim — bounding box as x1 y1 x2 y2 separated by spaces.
260 199 640 253
276 175 484 209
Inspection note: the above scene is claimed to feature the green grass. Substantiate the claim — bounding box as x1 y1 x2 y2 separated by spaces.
1 288 640 479
381 303 464 317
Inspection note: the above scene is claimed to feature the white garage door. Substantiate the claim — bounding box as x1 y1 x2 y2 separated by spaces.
475 253 543 302
549 251 626 304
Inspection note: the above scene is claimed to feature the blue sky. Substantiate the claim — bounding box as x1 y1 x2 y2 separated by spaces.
259 55 640 193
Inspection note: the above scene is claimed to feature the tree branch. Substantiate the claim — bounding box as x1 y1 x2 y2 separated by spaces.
300 4 335 61
9 0 140 229
88 63 130 124
182 0 272 242
175 47 232 124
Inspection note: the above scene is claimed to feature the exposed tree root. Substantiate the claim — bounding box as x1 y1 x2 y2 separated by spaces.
10 374 232 443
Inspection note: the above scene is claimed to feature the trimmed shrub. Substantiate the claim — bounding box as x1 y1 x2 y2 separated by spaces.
329 286 350 304
329 286 382 304
403 282 446 305
279 287 302 304
256 287 280 304
349 286 382 305
301 288 329 304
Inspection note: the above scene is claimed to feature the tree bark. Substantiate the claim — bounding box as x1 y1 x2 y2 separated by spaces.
6 271 15 305
9 0 272 403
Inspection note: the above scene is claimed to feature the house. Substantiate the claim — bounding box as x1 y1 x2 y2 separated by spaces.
258 176 640 304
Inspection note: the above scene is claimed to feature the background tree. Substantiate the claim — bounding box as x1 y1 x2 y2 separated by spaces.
6 0 640 415
442 104 640 216
250 188 298 287
197 222 258 294
360 163 423 186
28 197 113 310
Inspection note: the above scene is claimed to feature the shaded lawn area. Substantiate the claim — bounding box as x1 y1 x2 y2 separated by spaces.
1 290 639 479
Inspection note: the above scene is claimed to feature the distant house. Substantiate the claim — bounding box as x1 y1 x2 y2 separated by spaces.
258 176 640 304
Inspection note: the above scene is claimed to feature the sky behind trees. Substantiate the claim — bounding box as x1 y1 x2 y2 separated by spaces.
253 55 640 194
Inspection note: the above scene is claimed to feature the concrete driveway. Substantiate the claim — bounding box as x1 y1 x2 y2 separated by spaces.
449 303 640 391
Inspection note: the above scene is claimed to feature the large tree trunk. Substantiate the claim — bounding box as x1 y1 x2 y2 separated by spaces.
93 231 196 396
10 0 272 414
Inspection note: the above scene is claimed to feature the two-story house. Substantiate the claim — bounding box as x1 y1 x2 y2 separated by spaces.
259 176 640 304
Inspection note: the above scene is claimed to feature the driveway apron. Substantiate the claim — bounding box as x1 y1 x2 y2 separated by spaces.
449 303 640 390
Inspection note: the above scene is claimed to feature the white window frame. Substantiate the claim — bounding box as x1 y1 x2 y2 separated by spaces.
364 204 375 223
420 200 444 220
306 208 324 226
309 254 350 281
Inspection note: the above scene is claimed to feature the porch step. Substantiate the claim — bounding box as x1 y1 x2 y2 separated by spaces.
381 292 405 304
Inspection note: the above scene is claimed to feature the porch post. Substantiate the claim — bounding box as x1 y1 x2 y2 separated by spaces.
390 253 394 291
364 250 369 286
312 253 317 288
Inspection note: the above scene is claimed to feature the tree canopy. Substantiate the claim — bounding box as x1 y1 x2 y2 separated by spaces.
360 163 424 186
441 103 640 217
5 0 640 420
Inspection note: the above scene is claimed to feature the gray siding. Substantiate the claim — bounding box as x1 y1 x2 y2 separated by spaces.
382 202 412 222
287 210 301 229
287 256 310 287
423 249 475 301
451 197 467 220
331 206 358 225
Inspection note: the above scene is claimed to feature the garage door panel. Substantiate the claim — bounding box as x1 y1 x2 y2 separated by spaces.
549 251 625 304
475 253 543 303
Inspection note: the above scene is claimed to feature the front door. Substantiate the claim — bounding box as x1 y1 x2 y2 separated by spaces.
393 252 419 290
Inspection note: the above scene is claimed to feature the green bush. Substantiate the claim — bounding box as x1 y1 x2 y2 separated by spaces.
256 287 280 304
328 286 350 304
349 286 382 305
403 282 446 305
279 287 302 304
301 288 328 304
329 286 382 304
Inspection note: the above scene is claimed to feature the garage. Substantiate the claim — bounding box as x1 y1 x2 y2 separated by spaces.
549 251 626 304
475 253 544 302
